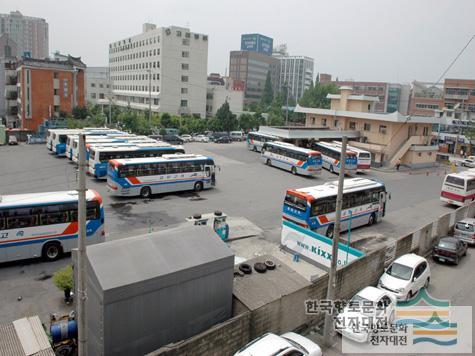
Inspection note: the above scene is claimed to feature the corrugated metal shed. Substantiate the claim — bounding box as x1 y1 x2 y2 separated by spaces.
0 316 54 356
83 224 234 356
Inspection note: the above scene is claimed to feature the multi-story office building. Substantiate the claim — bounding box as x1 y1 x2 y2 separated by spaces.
273 53 314 100
408 81 443 116
0 11 48 58
17 56 86 131
387 83 410 115
1 58 18 127
206 73 244 116
443 78 475 113
319 73 332 84
85 67 111 105
240 34 273 56
229 50 279 105
109 23 208 118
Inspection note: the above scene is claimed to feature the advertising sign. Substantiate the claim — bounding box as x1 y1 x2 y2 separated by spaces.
241 34 273 56
281 220 364 268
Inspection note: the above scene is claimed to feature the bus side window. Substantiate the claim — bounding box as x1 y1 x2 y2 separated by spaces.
7 216 38 229
0 218 5 230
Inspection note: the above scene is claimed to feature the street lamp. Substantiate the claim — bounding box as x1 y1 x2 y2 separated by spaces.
147 69 152 123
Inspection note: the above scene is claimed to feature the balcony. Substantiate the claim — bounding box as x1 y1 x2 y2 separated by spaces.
6 92 17 100
7 107 18 115
6 76 17 85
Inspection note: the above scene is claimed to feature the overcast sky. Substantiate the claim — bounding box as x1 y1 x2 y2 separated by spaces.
2 0 474 84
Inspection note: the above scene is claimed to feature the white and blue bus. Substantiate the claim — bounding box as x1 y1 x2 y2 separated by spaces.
107 154 216 198
283 178 388 238
89 143 185 179
67 135 131 161
0 190 105 263
332 141 372 173
311 141 358 175
48 129 83 155
247 132 278 152
260 141 322 176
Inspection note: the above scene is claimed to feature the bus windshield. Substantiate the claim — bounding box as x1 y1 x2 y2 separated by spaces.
284 194 307 211
445 176 465 188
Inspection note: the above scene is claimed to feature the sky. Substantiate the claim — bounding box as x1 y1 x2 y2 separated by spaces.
2 0 474 84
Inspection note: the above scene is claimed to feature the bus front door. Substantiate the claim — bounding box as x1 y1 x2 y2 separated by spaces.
379 191 387 217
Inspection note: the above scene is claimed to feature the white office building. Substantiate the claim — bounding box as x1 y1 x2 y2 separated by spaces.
206 75 244 116
274 52 314 101
85 67 111 105
109 23 208 117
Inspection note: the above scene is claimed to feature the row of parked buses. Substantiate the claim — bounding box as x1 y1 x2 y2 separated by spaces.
46 128 217 198
247 132 369 176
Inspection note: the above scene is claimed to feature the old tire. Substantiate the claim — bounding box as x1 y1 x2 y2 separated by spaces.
326 225 334 239
264 260 276 270
140 186 152 198
42 242 62 261
194 181 203 192
239 263 252 274
254 262 267 273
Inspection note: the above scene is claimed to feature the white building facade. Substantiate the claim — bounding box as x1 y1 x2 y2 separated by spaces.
85 67 111 105
274 54 314 100
206 76 244 116
109 23 208 117
0 11 49 59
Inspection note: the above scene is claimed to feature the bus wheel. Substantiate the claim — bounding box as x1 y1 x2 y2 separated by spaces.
325 225 334 239
368 213 376 226
330 165 334 173
140 186 152 198
291 166 297 175
266 159 272 166
194 181 203 192
42 242 62 261
253 146 257 152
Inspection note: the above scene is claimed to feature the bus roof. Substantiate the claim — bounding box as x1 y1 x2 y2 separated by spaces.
90 143 176 152
110 154 212 166
445 171 475 180
287 178 384 201
313 141 357 156
0 190 101 208
249 132 278 139
265 141 321 155
331 141 371 155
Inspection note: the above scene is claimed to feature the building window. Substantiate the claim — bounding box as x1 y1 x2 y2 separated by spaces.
334 119 339 128
154 98 159 105
180 100 188 107
418 152 422 157
99 93 105 99
91 83 96 87
379 125 387 134
182 51 189 58
182 63 189 70
182 38 190 46
91 93 96 99
364 123 371 131
181 88 188 94
423 126 429 136
99 84 103 88
311 118 315 125
368 104 371 111
181 76 189 82
321 118 327 126
349 121 356 129
53 72 59 79
176 30 182 37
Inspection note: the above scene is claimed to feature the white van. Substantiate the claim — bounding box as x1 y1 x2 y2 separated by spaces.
230 131 244 141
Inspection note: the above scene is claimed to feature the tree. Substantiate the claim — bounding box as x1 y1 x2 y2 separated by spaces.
72 106 89 120
260 70 274 108
238 113 258 132
216 101 237 134
160 112 172 128
53 265 74 303
298 83 339 109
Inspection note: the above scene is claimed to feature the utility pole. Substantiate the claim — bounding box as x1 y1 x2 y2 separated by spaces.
77 134 87 356
148 69 152 123
285 83 290 126
108 99 112 127
323 136 347 347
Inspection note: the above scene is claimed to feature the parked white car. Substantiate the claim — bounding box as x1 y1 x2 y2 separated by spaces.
378 253 430 301
460 158 475 168
234 332 322 356
336 286 397 343
179 134 193 143
194 134 210 142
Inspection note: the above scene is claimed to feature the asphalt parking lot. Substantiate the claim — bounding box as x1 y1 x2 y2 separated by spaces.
0 141 456 324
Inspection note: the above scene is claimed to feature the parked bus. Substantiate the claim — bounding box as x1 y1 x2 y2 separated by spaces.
311 141 358 175
261 141 322 176
440 170 475 207
247 132 278 152
48 129 82 155
67 135 128 160
283 178 388 238
107 154 216 198
332 141 372 172
0 190 104 263
89 143 185 179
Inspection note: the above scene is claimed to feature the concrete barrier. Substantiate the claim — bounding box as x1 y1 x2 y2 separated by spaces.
455 206 469 224
468 201 475 218
395 233 413 258
417 222 434 257
436 213 451 237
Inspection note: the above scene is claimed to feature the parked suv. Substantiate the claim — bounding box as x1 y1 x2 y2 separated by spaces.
230 131 244 141
162 135 184 145
454 218 475 245
378 253 430 301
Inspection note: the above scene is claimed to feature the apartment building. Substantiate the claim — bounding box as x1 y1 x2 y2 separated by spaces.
229 50 279 105
109 23 208 118
85 67 111 105
17 56 86 131
443 78 475 113
273 53 314 100
0 11 48 58
298 86 440 168
408 81 443 116
206 74 244 116
1 58 18 127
